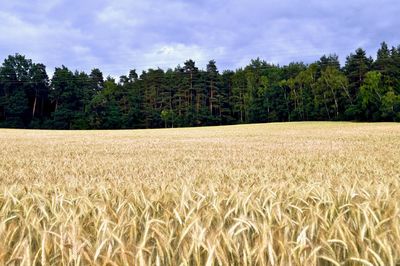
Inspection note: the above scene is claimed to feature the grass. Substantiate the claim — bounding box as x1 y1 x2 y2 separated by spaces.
0 122 399 265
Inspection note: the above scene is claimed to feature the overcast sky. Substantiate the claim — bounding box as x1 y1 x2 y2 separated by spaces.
1 0 399 77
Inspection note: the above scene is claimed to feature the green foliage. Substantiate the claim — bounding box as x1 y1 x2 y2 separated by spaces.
161 109 175 128
1 43 400 129
359 71 383 121
381 90 400 121
0 54 50 127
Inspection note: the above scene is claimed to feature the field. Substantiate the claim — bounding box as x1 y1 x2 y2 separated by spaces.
0 122 399 265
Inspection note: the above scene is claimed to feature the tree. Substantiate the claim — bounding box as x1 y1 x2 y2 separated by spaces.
206 60 219 122
315 66 349 120
119 69 144 128
318 54 340 73
292 65 318 120
90 68 104 92
232 69 247 123
1 43 400 129
374 42 391 74
50 66 87 129
0 54 40 127
219 70 235 124
359 71 386 120
30 63 49 122
141 68 165 128
344 49 373 102
160 109 174 128
381 90 400 121
88 77 123 129
182 60 198 125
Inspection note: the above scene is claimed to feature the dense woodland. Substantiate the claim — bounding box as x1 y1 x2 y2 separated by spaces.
0 42 399 129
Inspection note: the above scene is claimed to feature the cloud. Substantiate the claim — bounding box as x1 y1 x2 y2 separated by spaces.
97 5 141 28
142 44 208 68
0 10 96 74
1 0 400 77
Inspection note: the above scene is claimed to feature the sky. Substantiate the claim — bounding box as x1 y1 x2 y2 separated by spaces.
1 0 399 77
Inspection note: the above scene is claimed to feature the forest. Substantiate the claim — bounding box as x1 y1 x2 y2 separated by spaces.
0 42 399 129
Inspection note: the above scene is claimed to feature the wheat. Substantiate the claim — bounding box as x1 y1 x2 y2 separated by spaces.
0 122 399 265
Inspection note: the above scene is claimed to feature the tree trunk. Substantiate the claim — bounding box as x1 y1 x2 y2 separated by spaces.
32 95 37 118
190 72 193 108
178 96 181 116
196 92 200 114
283 89 290 122
219 100 222 125
40 97 44 117
342 83 353 104
240 92 243 122
323 93 331 120
210 80 213 115
328 85 339 119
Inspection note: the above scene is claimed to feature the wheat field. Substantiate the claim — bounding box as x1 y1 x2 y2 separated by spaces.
0 122 399 265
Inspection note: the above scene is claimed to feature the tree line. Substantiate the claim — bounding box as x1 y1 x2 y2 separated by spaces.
0 42 399 129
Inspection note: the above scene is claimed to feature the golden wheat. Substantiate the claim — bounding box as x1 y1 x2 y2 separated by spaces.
0 122 399 265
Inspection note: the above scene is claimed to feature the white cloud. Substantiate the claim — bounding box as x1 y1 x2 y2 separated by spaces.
1 0 400 77
97 43 214 77
143 43 206 68
97 5 141 27
0 10 97 74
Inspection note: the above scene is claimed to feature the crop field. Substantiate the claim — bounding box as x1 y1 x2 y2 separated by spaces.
0 122 399 265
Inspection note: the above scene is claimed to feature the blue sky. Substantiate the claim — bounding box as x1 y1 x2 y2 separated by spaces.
1 0 399 77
